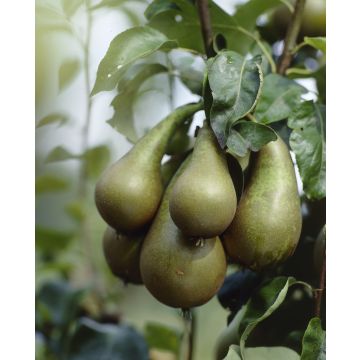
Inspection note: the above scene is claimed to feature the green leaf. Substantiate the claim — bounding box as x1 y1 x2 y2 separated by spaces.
233 0 284 30
208 51 263 147
59 59 81 92
224 345 241 359
46 146 78 163
65 200 87 223
82 145 111 179
108 63 168 142
288 101 326 200
36 1 73 33
92 0 146 11
144 322 181 355
245 347 300 360
92 26 177 95
304 37 326 55
254 74 306 124
36 174 69 194
36 113 68 128
62 0 84 16
300 318 326 360
227 121 277 157
146 0 254 55
36 227 74 254
66 317 148 360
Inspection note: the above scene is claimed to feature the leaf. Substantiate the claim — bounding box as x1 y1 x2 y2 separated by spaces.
224 345 241 360
288 101 326 200
208 51 263 147
92 0 146 11
65 200 87 223
226 121 277 157
82 145 111 179
244 346 300 360
254 74 306 124
144 322 181 355
146 0 254 55
108 63 168 142
233 0 284 30
304 37 326 55
300 318 326 360
36 227 74 254
62 0 84 16
92 26 177 95
36 113 68 128
66 317 148 360
36 174 69 194
46 146 78 163
59 59 81 92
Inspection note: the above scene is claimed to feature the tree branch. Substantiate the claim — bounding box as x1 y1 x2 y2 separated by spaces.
314 251 326 318
277 0 306 75
196 0 214 58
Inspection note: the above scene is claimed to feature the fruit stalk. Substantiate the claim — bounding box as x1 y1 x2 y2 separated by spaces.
277 0 307 75
315 249 326 318
196 0 215 58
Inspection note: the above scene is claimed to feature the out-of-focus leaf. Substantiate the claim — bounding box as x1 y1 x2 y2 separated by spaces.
233 0 284 30
304 37 326 55
36 280 85 329
226 121 277 157
146 0 254 55
59 59 81 92
144 322 181 355
36 1 73 33
62 0 84 16
46 146 78 163
82 145 110 179
92 26 176 95
92 0 146 11
36 113 68 128
108 63 168 142
224 345 241 359
36 227 74 254
65 200 87 223
208 51 263 147
300 318 326 360
254 74 306 124
66 317 148 360
245 346 300 359
36 174 69 194
288 101 326 200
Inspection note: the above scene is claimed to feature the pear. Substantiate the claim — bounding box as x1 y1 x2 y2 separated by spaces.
160 153 188 187
102 226 143 284
95 102 202 233
140 157 227 309
169 121 237 237
223 137 302 271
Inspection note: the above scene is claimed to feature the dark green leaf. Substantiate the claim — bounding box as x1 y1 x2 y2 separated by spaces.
36 113 68 128
92 26 176 95
145 0 181 19
36 227 74 254
59 59 81 92
304 37 326 55
66 317 148 360
208 51 263 147
144 322 181 355
82 145 111 179
245 347 300 359
254 74 306 124
288 101 326 200
62 0 84 16
227 121 277 157
46 146 78 163
108 63 168 142
36 174 69 194
300 318 326 360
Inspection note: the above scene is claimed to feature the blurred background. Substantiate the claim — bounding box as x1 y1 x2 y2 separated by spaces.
35 0 326 359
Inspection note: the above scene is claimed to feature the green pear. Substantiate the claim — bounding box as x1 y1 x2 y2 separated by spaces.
223 137 302 271
169 121 237 237
102 226 143 284
140 156 227 309
95 102 202 233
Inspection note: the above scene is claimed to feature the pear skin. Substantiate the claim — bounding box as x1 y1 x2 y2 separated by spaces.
95 103 202 233
140 157 227 309
223 137 302 271
102 227 143 285
169 121 237 237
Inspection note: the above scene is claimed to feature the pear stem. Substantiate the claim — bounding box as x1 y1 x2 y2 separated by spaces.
314 249 326 318
277 0 306 75
196 0 215 58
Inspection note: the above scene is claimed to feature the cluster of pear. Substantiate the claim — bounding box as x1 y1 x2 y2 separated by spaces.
95 103 302 309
